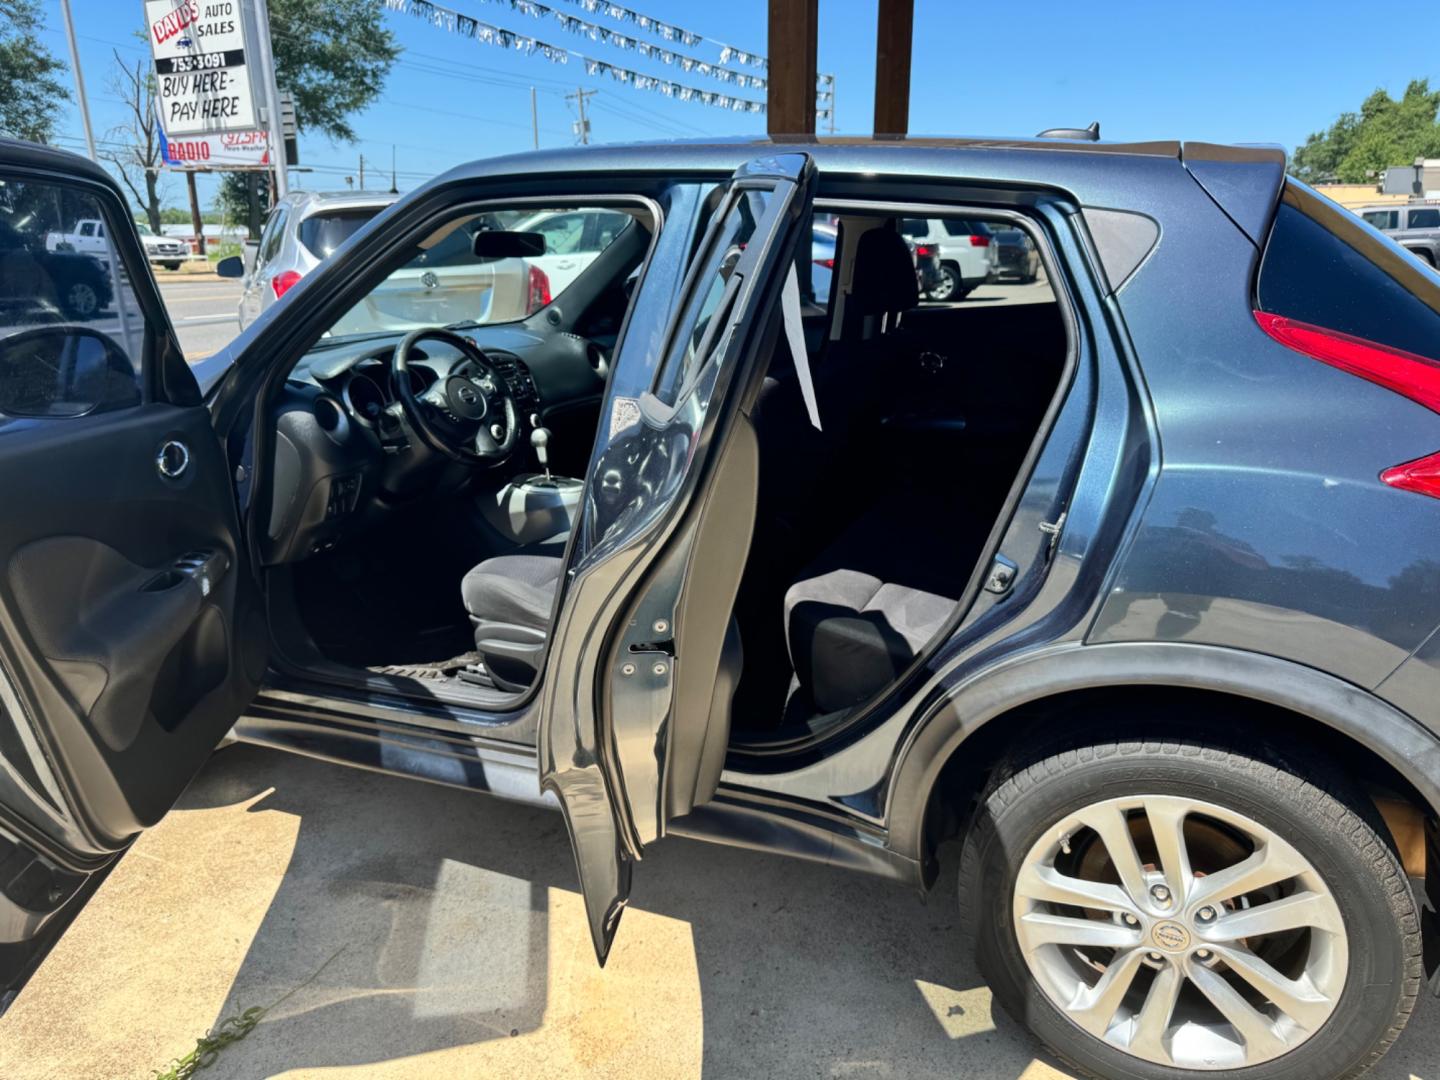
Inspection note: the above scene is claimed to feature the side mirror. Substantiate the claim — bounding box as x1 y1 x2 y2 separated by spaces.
215 255 244 279
473 230 546 261
0 327 140 418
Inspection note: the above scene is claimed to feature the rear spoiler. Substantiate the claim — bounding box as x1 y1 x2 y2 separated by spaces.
1181 142 1287 248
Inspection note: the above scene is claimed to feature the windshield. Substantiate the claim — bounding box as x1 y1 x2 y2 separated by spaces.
327 205 634 338
135 223 154 236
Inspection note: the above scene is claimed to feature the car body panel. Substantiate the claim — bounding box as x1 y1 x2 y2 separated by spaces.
8 130 1440 1003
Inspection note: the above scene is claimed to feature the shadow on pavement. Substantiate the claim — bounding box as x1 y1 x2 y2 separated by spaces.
189 744 1057 1079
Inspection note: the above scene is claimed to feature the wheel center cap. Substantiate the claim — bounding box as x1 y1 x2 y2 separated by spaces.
1151 921 1191 951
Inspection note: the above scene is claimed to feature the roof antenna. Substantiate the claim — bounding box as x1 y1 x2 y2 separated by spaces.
1038 121 1101 141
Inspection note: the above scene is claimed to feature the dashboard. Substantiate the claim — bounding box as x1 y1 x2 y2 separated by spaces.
263 322 607 566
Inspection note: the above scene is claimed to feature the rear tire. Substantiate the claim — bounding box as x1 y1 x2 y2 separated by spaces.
928 263 961 302
959 739 1420 1080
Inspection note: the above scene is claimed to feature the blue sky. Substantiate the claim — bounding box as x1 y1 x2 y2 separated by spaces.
37 0 1440 213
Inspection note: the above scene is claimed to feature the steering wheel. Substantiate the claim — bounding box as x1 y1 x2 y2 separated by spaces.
393 328 519 464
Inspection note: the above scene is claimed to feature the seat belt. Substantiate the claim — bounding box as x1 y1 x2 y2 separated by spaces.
781 263 823 431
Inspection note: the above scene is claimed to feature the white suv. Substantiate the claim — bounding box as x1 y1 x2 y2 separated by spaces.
899 216 996 301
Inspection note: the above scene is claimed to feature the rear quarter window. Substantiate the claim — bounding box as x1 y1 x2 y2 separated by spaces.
1256 183 1440 362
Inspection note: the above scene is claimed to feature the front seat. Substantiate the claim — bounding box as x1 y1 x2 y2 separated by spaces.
460 536 566 690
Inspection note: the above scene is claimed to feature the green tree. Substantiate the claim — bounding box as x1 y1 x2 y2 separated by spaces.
216 0 398 235
1292 80 1440 184
0 0 69 143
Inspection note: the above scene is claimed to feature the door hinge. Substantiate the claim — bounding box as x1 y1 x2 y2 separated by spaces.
1038 511 1067 558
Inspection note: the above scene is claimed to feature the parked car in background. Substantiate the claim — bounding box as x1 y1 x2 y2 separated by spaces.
1356 203 1440 267
223 191 399 328
132 222 189 271
8 135 1440 1080
511 207 633 296
900 216 995 300
223 191 550 333
5 218 112 319
988 226 1041 282
909 236 945 296
811 219 837 302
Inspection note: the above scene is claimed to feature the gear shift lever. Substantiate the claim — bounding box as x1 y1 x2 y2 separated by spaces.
530 424 553 482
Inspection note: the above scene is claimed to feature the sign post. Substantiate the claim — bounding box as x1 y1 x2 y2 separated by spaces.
249 0 289 198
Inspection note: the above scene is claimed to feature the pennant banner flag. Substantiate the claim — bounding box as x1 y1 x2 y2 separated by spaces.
384 0 771 113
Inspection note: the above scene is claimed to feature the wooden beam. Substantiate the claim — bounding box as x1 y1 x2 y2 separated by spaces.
873 0 914 137
767 0 818 136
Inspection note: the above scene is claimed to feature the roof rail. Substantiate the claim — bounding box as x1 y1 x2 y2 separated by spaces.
1037 121 1101 142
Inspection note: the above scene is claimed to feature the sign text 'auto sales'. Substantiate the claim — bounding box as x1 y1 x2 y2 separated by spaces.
144 0 258 137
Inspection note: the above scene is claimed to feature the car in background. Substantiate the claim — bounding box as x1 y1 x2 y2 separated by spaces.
223 191 399 328
1356 203 1440 268
987 226 1041 282
133 222 189 271
223 191 549 333
811 220 838 302
2 218 112 319
900 216 995 301
910 237 945 296
511 207 633 296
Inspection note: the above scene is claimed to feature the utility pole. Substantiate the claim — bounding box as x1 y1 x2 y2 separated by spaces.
58 0 97 161
566 87 596 145
531 87 539 150
358 154 366 189
186 171 206 256
250 0 289 198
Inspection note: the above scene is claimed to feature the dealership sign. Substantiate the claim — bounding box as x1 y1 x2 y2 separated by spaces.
159 127 271 169
145 0 258 136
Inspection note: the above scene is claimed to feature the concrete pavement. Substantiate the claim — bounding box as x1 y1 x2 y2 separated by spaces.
1 745 1437 1080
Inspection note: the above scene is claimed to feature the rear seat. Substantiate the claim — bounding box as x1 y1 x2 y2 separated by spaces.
783 504 964 714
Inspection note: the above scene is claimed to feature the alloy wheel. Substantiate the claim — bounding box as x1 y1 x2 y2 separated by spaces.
65 282 98 318
1012 794 1347 1070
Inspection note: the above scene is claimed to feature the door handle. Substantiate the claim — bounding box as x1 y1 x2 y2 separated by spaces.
156 440 190 479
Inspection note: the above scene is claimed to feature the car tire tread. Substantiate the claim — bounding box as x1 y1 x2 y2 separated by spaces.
958 737 1422 1080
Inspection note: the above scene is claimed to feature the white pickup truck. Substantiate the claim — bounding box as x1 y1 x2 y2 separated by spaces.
46 218 190 271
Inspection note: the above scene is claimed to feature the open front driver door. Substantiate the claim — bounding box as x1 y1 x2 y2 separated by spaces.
0 150 264 1003
539 153 817 962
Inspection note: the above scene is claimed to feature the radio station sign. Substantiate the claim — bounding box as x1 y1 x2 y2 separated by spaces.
145 0 258 136
159 127 271 169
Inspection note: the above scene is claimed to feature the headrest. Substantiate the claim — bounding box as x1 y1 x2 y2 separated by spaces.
850 228 920 315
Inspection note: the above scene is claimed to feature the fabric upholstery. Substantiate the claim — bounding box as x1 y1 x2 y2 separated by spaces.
850 228 919 315
785 568 954 713
460 542 566 632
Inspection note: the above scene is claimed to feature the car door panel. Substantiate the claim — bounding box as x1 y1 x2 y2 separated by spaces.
0 152 260 999
0 402 260 844
539 153 815 962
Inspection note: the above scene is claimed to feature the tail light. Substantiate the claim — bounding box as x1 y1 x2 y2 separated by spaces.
969 235 991 247
271 270 302 299
1254 310 1440 498
813 257 834 269
915 244 936 258
526 264 552 314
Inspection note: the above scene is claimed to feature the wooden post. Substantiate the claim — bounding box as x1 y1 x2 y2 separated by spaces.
185 170 206 257
766 0 818 137
873 0 914 137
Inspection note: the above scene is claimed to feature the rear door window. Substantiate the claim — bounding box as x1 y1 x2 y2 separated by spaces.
1407 207 1440 229
1257 183 1440 362
1361 209 1399 231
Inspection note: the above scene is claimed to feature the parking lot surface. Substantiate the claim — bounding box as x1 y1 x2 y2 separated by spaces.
1 745 1436 1080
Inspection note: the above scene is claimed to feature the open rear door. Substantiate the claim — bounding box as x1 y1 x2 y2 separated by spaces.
0 150 263 1002
539 153 817 962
